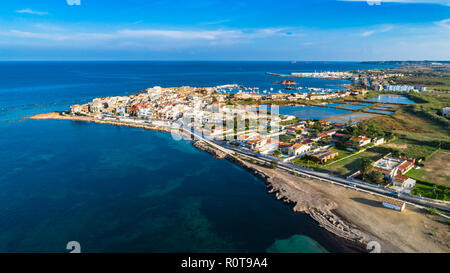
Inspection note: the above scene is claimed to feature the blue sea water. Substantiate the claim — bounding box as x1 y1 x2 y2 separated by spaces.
0 61 389 253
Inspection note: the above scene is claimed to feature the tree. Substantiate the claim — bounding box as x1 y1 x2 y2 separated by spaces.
367 171 384 185
359 157 374 180
273 149 282 157
270 161 279 169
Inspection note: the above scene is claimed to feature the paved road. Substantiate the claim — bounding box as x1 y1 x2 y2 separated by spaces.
142 121 450 214
187 131 450 213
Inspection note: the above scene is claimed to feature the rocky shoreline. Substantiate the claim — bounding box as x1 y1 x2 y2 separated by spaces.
191 139 370 252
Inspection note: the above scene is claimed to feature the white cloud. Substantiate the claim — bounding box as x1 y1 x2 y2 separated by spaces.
0 23 447 60
3 30 113 41
0 27 291 43
435 18 450 29
16 9 48 15
66 0 81 6
362 25 393 36
339 0 450 5
117 29 242 40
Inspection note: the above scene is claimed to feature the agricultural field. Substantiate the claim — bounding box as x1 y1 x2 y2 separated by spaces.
393 75 450 92
370 93 450 156
379 138 440 160
387 65 450 92
292 146 357 172
406 151 450 187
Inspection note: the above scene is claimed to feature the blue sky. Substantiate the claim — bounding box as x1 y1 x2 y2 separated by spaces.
0 0 449 60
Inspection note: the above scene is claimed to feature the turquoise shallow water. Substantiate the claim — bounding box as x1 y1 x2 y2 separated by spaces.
0 61 390 252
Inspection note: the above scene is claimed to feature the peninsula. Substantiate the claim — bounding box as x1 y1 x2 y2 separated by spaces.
28 64 450 253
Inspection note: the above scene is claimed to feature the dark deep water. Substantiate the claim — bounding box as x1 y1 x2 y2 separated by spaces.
0 61 388 252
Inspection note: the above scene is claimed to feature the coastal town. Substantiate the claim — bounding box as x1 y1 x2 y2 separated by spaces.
30 63 450 253
4 0 450 258
64 64 450 205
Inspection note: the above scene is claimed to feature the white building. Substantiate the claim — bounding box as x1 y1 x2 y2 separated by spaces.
381 198 406 212
383 84 415 92
288 143 311 156
443 107 450 117
372 137 385 146
392 175 416 192
138 108 153 118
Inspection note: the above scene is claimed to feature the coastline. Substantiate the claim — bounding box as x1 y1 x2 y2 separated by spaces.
25 112 450 253
25 111 370 252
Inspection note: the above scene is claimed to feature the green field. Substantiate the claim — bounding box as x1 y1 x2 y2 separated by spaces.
405 168 450 201
292 146 352 169
378 138 440 160
411 182 449 201
370 93 450 156
323 149 383 176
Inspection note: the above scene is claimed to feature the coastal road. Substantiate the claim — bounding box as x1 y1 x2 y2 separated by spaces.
122 119 450 214
185 131 450 213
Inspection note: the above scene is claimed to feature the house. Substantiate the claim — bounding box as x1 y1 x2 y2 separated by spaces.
286 128 297 136
70 104 82 114
333 123 346 128
381 198 406 212
137 107 153 118
288 93 307 101
279 142 293 154
270 93 290 100
324 129 338 137
333 133 346 140
89 101 105 113
301 139 315 145
310 149 338 163
235 93 263 100
443 107 450 117
288 143 311 156
351 136 371 147
372 156 416 183
237 133 258 146
115 106 127 116
392 175 416 192
319 120 331 126
246 137 268 151
372 137 385 146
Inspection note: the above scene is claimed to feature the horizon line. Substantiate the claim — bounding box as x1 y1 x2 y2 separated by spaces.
0 59 449 62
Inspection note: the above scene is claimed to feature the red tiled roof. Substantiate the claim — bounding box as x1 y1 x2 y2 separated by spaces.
278 142 292 148
373 168 391 175
397 160 413 171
